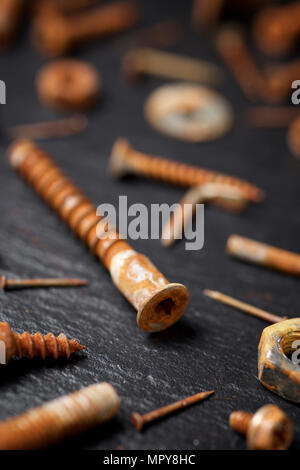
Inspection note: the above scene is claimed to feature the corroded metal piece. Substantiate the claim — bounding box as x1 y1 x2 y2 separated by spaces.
258 318 300 403
0 321 84 363
230 404 293 450
144 83 233 142
0 383 119 449
227 234 300 276
36 60 101 111
31 1 141 57
110 138 265 203
8 140 189 332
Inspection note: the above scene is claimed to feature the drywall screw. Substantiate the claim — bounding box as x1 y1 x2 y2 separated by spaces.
0 321 84 364
1 276 88 290
0 382 119 449
8 140 189 333
227 234 300 276
7 114 88 141
245 107 300 128
204 289 287 324
288 116 300 160
253 1 300 57
132 390 214 431
229 404 293 450
122 47 222 85
215 25 266 101
32 1 141 56
0 0 24 47
109 138 265 203
161 183 247 247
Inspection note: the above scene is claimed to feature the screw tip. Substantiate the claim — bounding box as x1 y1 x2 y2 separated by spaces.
131 412 144 431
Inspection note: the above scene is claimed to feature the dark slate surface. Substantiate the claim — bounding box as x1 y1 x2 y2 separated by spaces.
0 0 300 451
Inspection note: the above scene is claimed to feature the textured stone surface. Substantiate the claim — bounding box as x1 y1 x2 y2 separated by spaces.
0 0 299 450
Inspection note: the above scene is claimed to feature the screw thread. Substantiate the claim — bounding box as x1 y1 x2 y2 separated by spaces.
12 331 84 360
229 411 253 435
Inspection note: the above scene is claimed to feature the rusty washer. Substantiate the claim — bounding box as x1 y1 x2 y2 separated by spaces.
144 83 233 142
36 59 101 111
258 318 300 403
8 140 189 333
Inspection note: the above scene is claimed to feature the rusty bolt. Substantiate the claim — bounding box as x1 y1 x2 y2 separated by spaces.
0 0 24 47
230 404 293 450
288 116 300 160
0 321 84 364
227 234 300 276
0 382 120 449
253 2 300 57
31 1 141 57
8 140 189 333
109 138 265 203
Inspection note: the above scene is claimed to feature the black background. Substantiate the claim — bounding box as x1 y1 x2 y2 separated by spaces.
0 0 300 450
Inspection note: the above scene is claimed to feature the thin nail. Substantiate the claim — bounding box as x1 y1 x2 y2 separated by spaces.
131 390 214 431
204 289 286 324
1 276 88 291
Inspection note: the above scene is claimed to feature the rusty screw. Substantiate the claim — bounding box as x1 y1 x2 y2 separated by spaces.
204 289 287 324
0 321 84 364
31 1 141 57
132 390 214 431
1 276 88 290
122 47 222 85
253 2 300 57
0 382 119 449
230 404 293 450
109 138 265 203
227 234 300 277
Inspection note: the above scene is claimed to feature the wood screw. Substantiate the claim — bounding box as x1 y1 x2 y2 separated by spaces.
1 276 88 290
132 390 214 431
32 1 141 56
204 289 287 324
230 404 293 450
0 321 84 363
110 138 265 203
0 383 120 449
227 234 300 277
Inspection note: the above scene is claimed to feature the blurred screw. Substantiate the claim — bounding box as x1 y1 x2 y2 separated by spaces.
288 116 300 160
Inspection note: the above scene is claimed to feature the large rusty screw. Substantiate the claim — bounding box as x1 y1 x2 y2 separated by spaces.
0 321 84 364
0 383 120 449
31 1 141 57
230 404 293 450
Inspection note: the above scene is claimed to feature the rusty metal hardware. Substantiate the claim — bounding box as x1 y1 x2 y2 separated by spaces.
253 1 300 56
31 1 141 57
258 318 300 403
109 138 265 203
1 276 88 290
7 114 88 140
36 60 101 112
8 140 189 333
122 48 222 85
230 404 293 450
227 234 300 276
161 183 247 247
0 383 119 449
0 0 24 47
132 390 214 431
0 321 84 363
288 116 300 160
204 289 287 324
245 107 300 128
144 83 233 143
215 25 267 101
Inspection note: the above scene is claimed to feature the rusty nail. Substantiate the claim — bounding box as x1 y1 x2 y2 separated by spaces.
132 390 214 431
1 276 88 290
0 383 119 449
204 289 287 324
227 234 300 276
230 404 293 450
